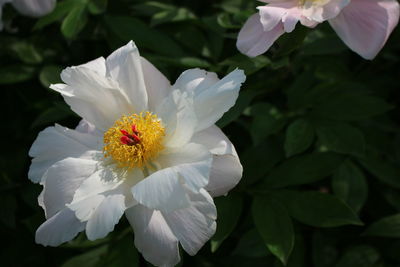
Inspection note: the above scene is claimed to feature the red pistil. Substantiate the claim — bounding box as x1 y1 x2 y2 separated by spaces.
120 125 141 146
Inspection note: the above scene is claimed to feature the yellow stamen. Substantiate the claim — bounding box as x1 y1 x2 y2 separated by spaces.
103 112 165 169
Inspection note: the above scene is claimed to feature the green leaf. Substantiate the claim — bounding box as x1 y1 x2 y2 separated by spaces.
316 122 365 157
0 194 17 228
0 65 35 84
284 118 315 157
359 156 400 189
312 231 339 267
302 35 347 56
34 0 76 29
286 71 316 109
61 245 108 267
10 42 43 64
241 138 285 186
211 194 243 252
363 214 400 238
250 103 287 145
275 26 309 56
262 153 344 188
283 191 363 227
102 235 139 267
104 16 185 57
217 89 262 128
335 245 380 267
332 161 368 213
61 2 88 39
88 0 107 14
312 93 392 121
252 195 294 265
221 54 271 75
151 7 196 26
31 103 75 129
232 229 271 258
39 65 63 88
146 55 210 68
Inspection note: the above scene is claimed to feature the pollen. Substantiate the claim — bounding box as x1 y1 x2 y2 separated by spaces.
103 112 165 169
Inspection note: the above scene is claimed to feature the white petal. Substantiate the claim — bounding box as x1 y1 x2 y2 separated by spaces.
35 207 85 247
132 167 190 212
86 194 126 240
193 69 246 132
71 167 123 203
173 68 219 95
12 0 55 17
258 5 287 31
68 194 105 222
158 143 213 193
125 205 180 267
29 125 101 183
329 0 400 60
75 119 102 136
105 41 148 112
162 189 217 255
237 13 285 57
52 66 134 131
173 68 245 132
140 57 171 111
206 154 243 197
191 126 243 197
78 57 107 76
42 158 98 218
156 89 197 148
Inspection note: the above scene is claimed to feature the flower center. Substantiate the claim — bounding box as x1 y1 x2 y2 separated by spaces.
103 112 165 169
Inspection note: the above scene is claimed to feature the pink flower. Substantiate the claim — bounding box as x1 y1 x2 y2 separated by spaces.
237 0 400 60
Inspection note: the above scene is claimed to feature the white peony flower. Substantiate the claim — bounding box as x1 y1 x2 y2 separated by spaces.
0 0 56 30
29 41 245 266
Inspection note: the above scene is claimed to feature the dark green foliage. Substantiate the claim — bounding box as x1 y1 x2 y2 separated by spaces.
1 0 400 266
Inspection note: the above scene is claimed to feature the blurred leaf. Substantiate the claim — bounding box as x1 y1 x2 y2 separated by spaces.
151 7 195 26
283 191 363 227
284 118 315 157
312 231 339 267
211 194 243 252
221 54 271 75
0 194 17 228
363 214 400 238
61 1 88 39
0 65 35 84
61 245 107 267
31 103 75 129
10 42 43 64
286 71 316 109
250 103 287 145
88 0 107 15
253 195 294 265
146 55 210 68
316 122 365 157
39 65 63 88
302 35 347 56
332 161 368 212
359 157 400 189
34 0 76 29
232 229 271 258
312 93 392 121
335 245 380 267
261 153 344 188
104 16 185 57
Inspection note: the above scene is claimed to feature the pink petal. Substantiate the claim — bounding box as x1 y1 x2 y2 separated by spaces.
329 0 400 60
237 13 285 57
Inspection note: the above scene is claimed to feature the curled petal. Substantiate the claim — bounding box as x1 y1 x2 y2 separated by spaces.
329 0 400 59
